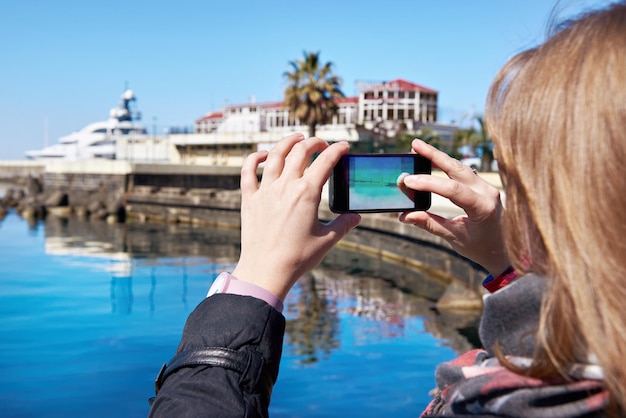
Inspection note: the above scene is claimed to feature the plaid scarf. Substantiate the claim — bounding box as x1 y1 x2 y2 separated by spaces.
421 274 608 417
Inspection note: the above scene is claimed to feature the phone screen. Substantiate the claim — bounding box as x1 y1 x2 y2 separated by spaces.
329 154 431 213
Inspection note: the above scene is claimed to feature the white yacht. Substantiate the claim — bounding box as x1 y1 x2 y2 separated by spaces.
25 89 148 160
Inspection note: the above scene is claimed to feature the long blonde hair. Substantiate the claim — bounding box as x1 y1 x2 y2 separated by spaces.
485 1 626 413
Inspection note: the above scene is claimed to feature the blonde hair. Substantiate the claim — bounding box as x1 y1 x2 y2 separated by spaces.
485 1 626 414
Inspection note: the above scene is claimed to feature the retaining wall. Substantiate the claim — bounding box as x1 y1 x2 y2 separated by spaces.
1 160 488 308
126 185 487 308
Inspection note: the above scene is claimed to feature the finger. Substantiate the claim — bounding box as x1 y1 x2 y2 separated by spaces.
319 212 362 249
282 137 330 178
304 141 351 190
399 210 462 243
411 139 476 182
396 172 415 202
403 174 498 219
261 133 305 184
240 150 268 195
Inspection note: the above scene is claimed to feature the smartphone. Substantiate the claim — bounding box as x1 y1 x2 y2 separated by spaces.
329 154 431 213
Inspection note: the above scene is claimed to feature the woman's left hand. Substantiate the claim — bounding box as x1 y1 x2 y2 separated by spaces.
399 139 509 276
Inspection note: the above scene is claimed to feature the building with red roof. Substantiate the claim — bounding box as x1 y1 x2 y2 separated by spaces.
171 78 441 165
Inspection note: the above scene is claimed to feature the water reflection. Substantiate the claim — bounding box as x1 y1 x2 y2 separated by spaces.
111 275 133 314
39 215 481 359
284 259 481 363
285 275 340 363
42 216 240 315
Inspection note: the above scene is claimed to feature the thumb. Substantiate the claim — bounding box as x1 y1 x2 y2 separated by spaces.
324 213 361 245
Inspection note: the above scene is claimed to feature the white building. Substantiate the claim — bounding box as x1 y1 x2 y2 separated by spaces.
138 78 444 166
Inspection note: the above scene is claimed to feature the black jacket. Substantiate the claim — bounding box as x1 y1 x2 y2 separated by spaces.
149 294 285 417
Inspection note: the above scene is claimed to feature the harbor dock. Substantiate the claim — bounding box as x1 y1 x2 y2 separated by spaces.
0 159 503 309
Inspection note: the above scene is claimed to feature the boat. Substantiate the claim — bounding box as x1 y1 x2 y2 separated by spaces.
25 89 148 160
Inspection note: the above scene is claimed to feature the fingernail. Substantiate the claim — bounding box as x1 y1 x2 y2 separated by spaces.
334 141 349 149
404 174 420 183
396 172 409 184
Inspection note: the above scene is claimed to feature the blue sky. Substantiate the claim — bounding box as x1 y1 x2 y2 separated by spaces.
0 0 613 159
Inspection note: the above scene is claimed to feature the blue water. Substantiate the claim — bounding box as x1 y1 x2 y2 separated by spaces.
0 211 469 417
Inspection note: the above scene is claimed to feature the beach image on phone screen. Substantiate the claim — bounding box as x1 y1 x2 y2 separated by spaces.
348 156 414 210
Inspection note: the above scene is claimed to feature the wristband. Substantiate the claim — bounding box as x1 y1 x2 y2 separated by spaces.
207 272 284 313
482 266 518 293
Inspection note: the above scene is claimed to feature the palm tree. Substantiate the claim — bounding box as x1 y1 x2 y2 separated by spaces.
284 51 345 137
475 116 494 171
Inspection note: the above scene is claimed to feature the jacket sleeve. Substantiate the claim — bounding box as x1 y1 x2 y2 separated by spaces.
148 293 286 418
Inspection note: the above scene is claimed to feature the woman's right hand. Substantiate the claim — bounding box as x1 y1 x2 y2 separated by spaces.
232 133 361 302
399 139 510 276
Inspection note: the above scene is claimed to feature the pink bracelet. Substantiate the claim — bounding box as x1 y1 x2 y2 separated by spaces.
207 272 284 313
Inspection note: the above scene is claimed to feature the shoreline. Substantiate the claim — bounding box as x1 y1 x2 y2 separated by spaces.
0 163 503 309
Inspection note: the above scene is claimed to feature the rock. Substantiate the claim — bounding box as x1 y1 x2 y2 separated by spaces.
47 206 72 218
12 189 26 201
1 188 18 207
107 199 126 223
74 206 89 218
21 207 35 219
18 197 46 219
17 196 35 212
0 187 12 199
90 208 109 221
87 200 106 214
44 190 69 207
20 202 46 219
26 176 44 196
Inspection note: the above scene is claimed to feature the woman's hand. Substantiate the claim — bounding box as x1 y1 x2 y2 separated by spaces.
232 133 361 301
399 139 510 276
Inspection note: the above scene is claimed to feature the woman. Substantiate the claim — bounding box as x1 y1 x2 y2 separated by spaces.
402 2 626 415
149 2 626 416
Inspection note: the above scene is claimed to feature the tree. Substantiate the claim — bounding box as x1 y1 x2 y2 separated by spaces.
474 116 494 171
284 51 345 137
451 116 494 171
452 126 477 159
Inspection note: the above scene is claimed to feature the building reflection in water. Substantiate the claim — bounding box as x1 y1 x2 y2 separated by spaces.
41 215 482 359
283 248 482 364
110 261 133 315
43 216 240 316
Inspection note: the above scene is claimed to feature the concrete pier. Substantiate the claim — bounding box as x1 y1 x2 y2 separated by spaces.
0 159 503 308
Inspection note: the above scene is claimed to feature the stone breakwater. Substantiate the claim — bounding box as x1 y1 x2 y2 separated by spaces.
0 160 503 309
0 160 242 224
0 160 127 223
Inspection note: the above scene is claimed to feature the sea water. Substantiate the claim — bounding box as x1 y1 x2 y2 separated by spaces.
0 211 477 417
